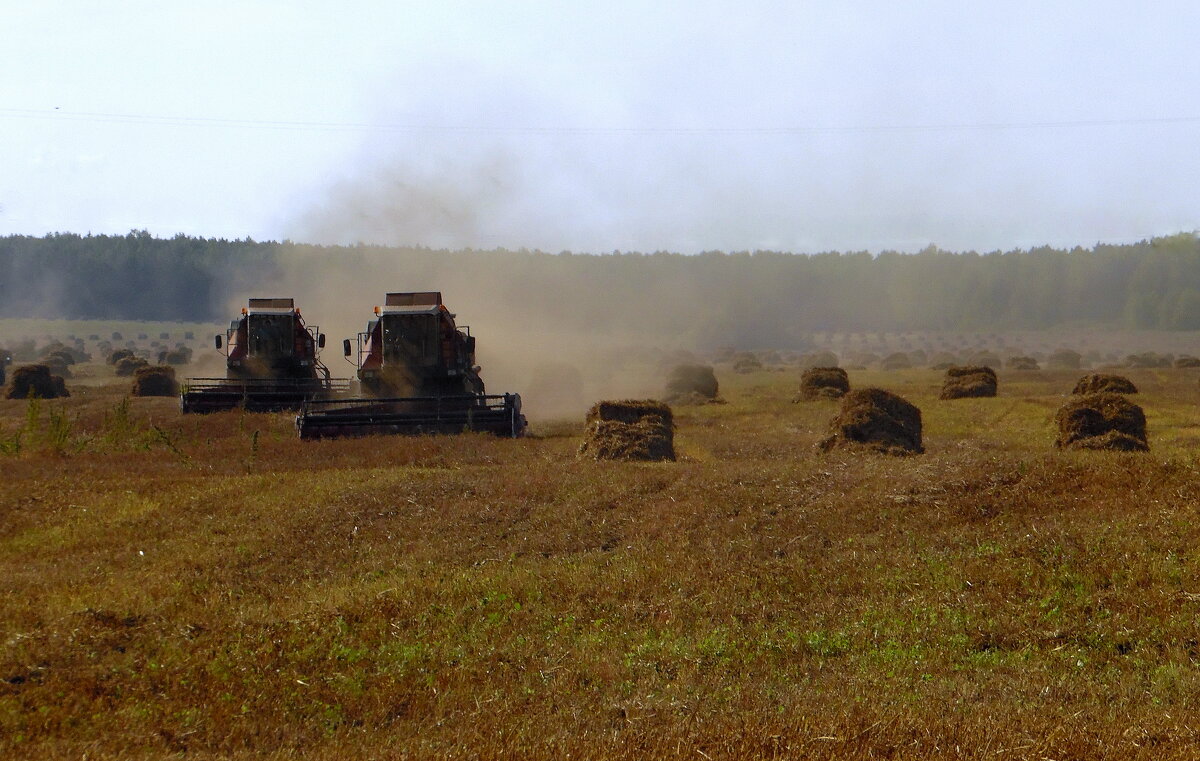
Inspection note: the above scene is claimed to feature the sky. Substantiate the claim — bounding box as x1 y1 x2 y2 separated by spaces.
3 1 1199 254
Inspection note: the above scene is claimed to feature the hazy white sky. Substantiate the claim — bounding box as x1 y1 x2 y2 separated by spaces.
3 1 1198 253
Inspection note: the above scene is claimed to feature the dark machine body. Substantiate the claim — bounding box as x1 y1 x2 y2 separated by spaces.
181 298 347 413
296 292 525 439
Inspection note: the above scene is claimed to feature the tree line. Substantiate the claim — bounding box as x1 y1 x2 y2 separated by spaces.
3 230 1200 343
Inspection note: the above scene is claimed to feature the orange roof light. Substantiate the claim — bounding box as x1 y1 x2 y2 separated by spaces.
374 306 381 315
241 307 248 315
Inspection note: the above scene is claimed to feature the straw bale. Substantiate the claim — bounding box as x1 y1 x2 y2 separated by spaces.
1048 349 1082 370
796 367 849 402
817 388 923 456
1174 356 1200 368
5 364 69 399
115 356 150 377
1055 393 1147 451
799 351 840 370
1072 373 1137 395
940 366 998 399
665 364 720 404
1006 356 1040 370
580 400 674 461
131 365 179 397
107 348 136 365
880 352 912 371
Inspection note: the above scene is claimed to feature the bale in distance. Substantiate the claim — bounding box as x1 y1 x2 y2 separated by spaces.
940 366 998 399
817 387 923 456
131 365 179 397
580 400 675 461
114 356 150 377
1073 373 1137 395
5 364 69 399
731 354 763 374
1048 349 1082 370
880 352 912 371
799 350 839 370
1055 393 1147 452
664 364 720 405
1173 356 1200 368
107 348 136 365
796 367 850 401
1007 356 1040 371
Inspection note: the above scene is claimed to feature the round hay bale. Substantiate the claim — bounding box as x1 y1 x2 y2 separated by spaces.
114 356 150 377
665 364 720 404
1072 373 1137 395
5 364 69 399
817 387 923 456
1007 356 1040 371
1047 349 1082 370
184 331 196 340
1174 356 1200 368
131 365 179 397
580 400 675 461
1055 393 1147 452
940 366 998 399
880 352 912 371
796 367 849 402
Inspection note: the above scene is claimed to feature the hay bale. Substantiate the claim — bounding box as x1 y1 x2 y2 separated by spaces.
1047 349 1082 370
1007 356 1040 371
1072 373 1137 395
107 348 136 365
5 364 69 399
114 356 150 377
799 350 839 370
796 367 849 402
580 400 675 461
131 365 179 397
1174 356 1200 368
880 352 912 371
817 388 923 456
965 352 1002 369
664 364 720 404
732 355 763 374
1055 393 1148 451
940 366 998 399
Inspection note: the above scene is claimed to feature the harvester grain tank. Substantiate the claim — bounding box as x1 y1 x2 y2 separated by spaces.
295 292 525 438
181 297 347 413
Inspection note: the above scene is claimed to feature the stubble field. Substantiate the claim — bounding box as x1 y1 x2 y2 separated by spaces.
4 362 1200 759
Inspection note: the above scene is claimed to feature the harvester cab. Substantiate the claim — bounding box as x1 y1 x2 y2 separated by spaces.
181 298 348 413
295 292 526 439
347 291 485 398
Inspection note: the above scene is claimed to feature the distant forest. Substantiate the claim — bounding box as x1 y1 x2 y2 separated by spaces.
4 230 1200 340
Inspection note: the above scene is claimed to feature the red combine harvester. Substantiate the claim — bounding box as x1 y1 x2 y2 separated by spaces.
295 292 525 439
181 297 347 413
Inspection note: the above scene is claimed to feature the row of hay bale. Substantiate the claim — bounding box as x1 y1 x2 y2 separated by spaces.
3 362 178 399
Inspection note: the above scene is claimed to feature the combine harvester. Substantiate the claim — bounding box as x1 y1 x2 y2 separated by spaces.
181 297 347 413
295 292 525 439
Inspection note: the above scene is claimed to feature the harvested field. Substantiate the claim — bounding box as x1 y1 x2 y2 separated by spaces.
1073 373 1138 395
10 354 1200 759
796 366 850 401
939 365 998 399
1055 392 1148 451
664 364 720 404
579 399 674 461
817 387 922 455
131 365 179 397
4 363 68 399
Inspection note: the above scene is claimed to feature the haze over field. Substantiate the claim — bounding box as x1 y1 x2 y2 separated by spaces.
3 2 1199 254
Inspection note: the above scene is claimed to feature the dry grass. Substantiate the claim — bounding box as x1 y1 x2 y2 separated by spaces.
7 363 1200 758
